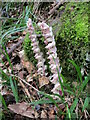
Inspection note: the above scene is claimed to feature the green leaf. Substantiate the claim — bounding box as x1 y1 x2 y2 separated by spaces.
30 98 61 105
78 76 89 96
68 60 82 83
1 44 18 93
0 93 8 111
81 76 89 91
70 98 78 114
1 44 13 71
1 26 26 40
67 104 71 120
65 89 75 96
44 94 59 109
10 76 18 103
0 68 9 81
60 74 66 83
82 97 90 112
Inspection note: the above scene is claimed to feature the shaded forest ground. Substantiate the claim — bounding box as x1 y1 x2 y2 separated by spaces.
0 2 90 120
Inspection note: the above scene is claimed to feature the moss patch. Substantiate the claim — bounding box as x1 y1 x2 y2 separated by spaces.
55 2 89 78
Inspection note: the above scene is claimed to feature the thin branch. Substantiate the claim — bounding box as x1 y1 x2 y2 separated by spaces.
1 34 42 62
19 80 32 102
9 74 63 100
48 0 65 15
1 37 25 62
10 74 40 93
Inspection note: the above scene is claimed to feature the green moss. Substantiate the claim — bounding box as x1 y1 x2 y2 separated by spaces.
23 3 89 78
55 2 89 77
23 33 37 66
23 30 52 74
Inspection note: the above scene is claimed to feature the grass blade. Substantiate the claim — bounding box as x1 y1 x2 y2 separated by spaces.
66 104 71 120
82 97 90 112
1 44 13 71
30 98 61 105
10 76 18 103
0 93 8 111
70 98 78 114
68 59 82 83
78 76 89 96
81 76 89 91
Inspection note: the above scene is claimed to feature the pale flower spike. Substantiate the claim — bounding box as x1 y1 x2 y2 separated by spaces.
27 18 47 76
38 22 63 94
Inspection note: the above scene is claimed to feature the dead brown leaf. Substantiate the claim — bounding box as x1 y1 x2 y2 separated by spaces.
54 104 65 112
22 60 34 74
41 110 47 118
20 52 35 74
23 31 27 35
34 111 39 118
8 102 35 118
39 76 49 88
48 107 56 119
16 64 22 71
18 71 24 79
26 75 33 82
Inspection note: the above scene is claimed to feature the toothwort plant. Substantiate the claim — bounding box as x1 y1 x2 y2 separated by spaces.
38 22 63 94
27 18 63 94
27 18 47 76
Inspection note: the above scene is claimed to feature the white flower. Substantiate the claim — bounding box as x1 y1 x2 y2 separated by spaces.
31 41 39 46
33 48 40 53
27 18 47 76
38 21 63 94
45 41 55 49
35 55 42 60
45 38 53 43
51 83 61 94
48 47 57 54
43 32 53 39
50 65 57 71
32 46 37 51
37 62 43 67
31 38 36 42
29 35 36 39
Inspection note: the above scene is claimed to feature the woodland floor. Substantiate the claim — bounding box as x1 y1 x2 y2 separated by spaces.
0 2 90 120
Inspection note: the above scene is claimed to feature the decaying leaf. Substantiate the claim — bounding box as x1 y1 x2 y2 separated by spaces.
41 110 47 118
20 53 35 74
8 102 35 118
18 71 24 79
39 76 49 88
16 64 22 71
18 50 25 58
26 75 33 82
48 108 55 119
34 111 39 118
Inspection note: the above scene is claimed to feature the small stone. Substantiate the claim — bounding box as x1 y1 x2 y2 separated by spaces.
35 105 40 111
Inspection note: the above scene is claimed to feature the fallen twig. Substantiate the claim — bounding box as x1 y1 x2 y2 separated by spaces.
48 0 65 15
19 80 32 102
1 34 42 62
10 74 41 93
9 74 64 100
1 37 25 62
